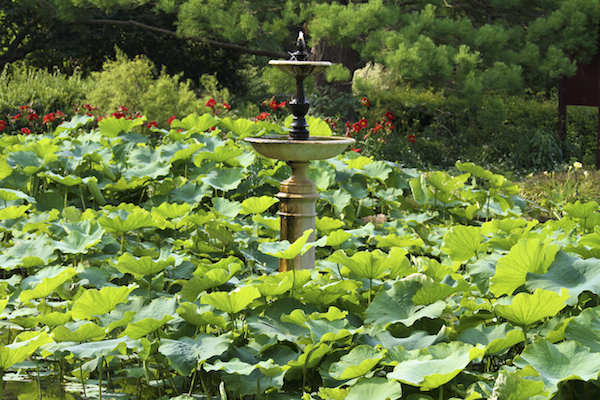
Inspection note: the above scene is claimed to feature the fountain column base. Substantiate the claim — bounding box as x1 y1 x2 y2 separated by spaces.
276 161 318 271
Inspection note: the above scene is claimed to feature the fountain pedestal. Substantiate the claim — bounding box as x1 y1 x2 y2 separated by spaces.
277 161 318 271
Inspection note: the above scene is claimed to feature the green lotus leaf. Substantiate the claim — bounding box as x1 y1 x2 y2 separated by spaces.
159 334 229 376
299 279 361 307
345 377 402 400
119 315 173 340
194 145 243 165
0 205 30 220
409 175 429 205
0 332 52 370
52 321 106 342
169 182 212 203
64 336 148 359
321 189 352 214
98 208 156 232
123 146 170 180
98 115 144 137
200 286 261 315
287 343 330 369
410 273 472 305
252 214 280 231
490 370 547 400
53 225 104 254
360 160 392 182
345 155 372 169
0 157 13 181
20 266 78 302
115 250 177 279
426 171 469 193
171 113 218 132
564 307 600 352
159 141 203 163
241 196 279 215
387 342 485 390
456 161 495 180
493 288 570 329
329 345 383 380
316 216 345 234
563 200 598 220
0 235 56 270
201 167 244 192
308 168 332 191
193 255 244 276
151 202 191 219
322 229 352 247
204 357 256 375
526 251 600 306
33 311 71 328
490 238 559 297
365 280 446 328
39 171 83 187
304 318 357 344
0 188 35 203
6 150 44 174
513 339 600 396
456 322 524 355
283 115 331 136
55 115 94 133
340 181 369 199
211 197 243 219
181 270 234 301
376 233 425 249
328 248 397 281
441 225 487 262
370 328 447 353
176 303 227 329
71 285 137 319
218 116 258 137
259 229 314 260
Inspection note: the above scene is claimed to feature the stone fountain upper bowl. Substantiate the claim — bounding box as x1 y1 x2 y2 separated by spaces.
269 60 332 78
243 136 355 162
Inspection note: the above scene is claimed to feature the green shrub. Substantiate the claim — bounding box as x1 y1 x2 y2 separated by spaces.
0 63 89 118
85 50 229 126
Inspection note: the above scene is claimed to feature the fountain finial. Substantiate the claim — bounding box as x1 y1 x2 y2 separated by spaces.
290 31 309 61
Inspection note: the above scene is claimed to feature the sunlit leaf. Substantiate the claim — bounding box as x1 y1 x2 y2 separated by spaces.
494 288 570 329
71 285 137 319
159 334 229 376
329 345 383 380
200 286 261 315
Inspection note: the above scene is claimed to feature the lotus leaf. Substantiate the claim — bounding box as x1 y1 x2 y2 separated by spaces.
441 225 487 262
159 334 229 376
0 332 52 370
493 288 570 329
71 285 137 319
52 321 106 342
200 286 261 315
346 377 402 400
241 196 279 215
513 339 600 395
20 266 78 302
98 116 144 137
456 323 524 355
259 229 314 260
201 167 244 192
329 345 383 380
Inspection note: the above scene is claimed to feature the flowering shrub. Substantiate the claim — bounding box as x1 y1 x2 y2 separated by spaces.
0 103 68 134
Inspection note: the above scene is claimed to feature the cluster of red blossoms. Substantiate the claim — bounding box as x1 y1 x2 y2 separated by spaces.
206 98 231 115
0 104 67 134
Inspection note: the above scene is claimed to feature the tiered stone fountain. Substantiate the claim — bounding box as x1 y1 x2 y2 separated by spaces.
244 32 355 272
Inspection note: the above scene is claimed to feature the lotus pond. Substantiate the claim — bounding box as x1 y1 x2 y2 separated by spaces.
1 113 600 400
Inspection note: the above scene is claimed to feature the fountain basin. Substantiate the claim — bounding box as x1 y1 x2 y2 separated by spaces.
243 136 355 161
269 60 332 78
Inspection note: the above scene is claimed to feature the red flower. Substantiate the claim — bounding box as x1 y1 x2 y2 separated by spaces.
279 101 286 108
147 121 158 129
359 118 368 129
373 123 383 133
223 102 231 110
256 112 270 121
352 122 362 132
112 112 125 119
55 110 66 118
98 116 104 122
27 112 39 121
118 105 128 113
21 127 31 135
12 114 20 121
206 98 217 108
408 134 416 143
43 113 55 123
384 121 396 130
168 115 177 124
384 111 395 120
361 98 370 107
269 100 279 111
351 148 362 153
19 105 29 111
0 121 5 131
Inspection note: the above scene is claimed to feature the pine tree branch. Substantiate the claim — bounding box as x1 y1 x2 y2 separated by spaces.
78 18 288 59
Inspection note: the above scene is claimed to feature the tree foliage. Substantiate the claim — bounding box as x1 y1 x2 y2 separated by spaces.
1 0 599 102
